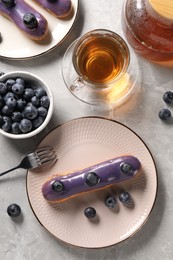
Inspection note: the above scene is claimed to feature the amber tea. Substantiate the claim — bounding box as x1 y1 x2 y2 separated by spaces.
73 33 129 86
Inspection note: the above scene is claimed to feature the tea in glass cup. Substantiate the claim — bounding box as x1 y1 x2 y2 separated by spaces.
62 29 139 107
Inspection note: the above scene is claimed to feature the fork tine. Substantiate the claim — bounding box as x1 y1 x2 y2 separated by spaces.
39 153 57 165
36 149 56 160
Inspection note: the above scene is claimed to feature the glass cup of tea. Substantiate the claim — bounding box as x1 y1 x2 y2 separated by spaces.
62 29 140 108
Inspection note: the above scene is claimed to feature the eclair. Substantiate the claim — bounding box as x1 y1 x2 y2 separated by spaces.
0 0 48 40
32 0 72 18
42 155 141 203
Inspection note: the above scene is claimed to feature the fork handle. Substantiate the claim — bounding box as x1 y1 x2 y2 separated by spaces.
0 165 21 177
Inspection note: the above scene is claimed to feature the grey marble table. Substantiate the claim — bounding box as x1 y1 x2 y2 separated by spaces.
0 0 173 259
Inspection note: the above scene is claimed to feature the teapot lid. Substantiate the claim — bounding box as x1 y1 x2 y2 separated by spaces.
148 0 173 20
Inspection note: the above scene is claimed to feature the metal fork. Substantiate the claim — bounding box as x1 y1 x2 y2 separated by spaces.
0 146 57 177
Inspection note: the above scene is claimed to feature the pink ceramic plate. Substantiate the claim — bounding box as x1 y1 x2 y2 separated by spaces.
26 117 157 248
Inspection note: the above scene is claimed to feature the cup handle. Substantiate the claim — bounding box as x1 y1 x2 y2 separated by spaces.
70 77 85 91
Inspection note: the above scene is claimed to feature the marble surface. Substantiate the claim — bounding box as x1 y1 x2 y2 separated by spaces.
0 0 173 259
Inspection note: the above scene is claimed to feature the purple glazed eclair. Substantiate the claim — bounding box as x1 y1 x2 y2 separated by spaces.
33 0 72 18
42 155 141 203
0 0 48 40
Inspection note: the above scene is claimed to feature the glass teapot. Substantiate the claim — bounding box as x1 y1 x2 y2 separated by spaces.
122 0 173 66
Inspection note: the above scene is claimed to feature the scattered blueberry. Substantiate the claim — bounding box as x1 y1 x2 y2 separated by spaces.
119 192 131 204
3 92 15 103
52 180 64 192
12 83 24 95
1 105 13 116
2 116 11 124
0 82 7 95
31 95 40 107
6 97 17 108
38 106 47 117
84 207 96 219
120 162 133 175
158 108 171 120
163 91 173 104
40 96 50 108
16 77 25 86
23 105 38 120
34 87 46 98
7 203 21 218
11 111 22 122
105 195 117 208
32 116 44 128
23 13 38 29
2 122 11 132
85 172 100 186
16 99 27 111
12 122 21 134
5 79 15 91
2 0 15 8
23 88 34 100
19 119 32 133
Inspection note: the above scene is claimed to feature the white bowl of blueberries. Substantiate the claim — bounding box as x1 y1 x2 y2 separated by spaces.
0 71 53 139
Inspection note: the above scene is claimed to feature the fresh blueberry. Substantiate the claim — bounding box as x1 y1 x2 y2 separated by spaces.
23 13 38 29
12 122 21 134
3 92 15 103
105 195 117 208
11 111 22 122
34 87 46 98
23 105 38 120
23 88 34 101
0 95 4 108
2 0 15 8
0 72 5 77
1 105 13 116
120 162 133 175
16 77 25 86
158 108 171 120
119 192 131 204
19 119 32 133
163 91 173 104
0 82 8 95
52 180 64 192
31 96 40 107
85 172 100 186
6 97 17 108
16 99 27 111
2 116 11 124
40 96 50 108
2 121 12 132
84 207 96 219
12 83 24 95
5 78 15 91
38 106 47 117
7 203 21 218
32 116 44 128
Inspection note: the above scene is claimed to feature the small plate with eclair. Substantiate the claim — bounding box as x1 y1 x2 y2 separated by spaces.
27 117 158 248
0 0 78 59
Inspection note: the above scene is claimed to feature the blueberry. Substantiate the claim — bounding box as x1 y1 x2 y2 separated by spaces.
1 105 13 116
3 92 15 103
34 87 46 98
32 116 44 128
84 207 96 219
0 82 8 95
19 119 32 133
52 180 64 192
158 108 171 120
2 121 12 132
85 172 100 186
0 95 4 108
12 122 21 134
11 111 22 122
6 97 17 108
31 96 40 107
23 88 34 101
5 78 15 91
23 13 38 29
119 192 131 204
16 99 27 111
7 203 21 218
16 77 25 86
105 195 117 208
163 91 173 104
23 105 38 119
12 83 24 95
40 96 50 108
2 0 15 8
38 106 47 117
2 116 11 124
120 162 133 175
0 72 5 77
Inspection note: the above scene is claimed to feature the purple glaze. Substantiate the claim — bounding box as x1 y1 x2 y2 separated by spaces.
42 155 141 202
0 0 48 39
33 0 72 17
